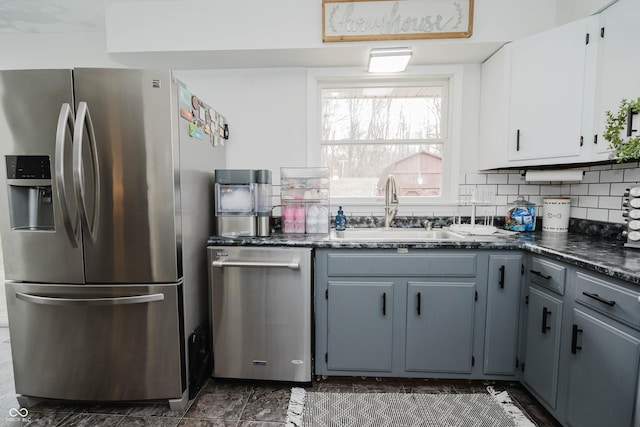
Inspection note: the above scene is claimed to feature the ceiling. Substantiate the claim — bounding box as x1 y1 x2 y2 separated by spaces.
0 0 503 68
0 0 105 33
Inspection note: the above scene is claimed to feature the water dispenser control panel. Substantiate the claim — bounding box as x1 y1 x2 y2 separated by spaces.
5 155 54 231
6 155 51 179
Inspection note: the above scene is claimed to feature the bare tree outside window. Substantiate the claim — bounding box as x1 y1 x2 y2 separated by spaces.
321 84 448 198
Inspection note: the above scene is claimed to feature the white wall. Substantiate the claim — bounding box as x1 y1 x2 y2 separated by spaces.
555 0 616 25
176 68 308 175
0 32 119 69
106 0 557 54
0 0 609 218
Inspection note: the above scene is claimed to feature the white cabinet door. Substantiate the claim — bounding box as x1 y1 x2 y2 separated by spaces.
507 17 594 164
478 47 512 170
590 0 640 161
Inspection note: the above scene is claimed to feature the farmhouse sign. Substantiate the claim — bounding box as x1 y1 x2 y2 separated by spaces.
322 0 474 42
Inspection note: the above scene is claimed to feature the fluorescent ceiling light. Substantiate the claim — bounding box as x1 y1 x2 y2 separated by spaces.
368 47 412 73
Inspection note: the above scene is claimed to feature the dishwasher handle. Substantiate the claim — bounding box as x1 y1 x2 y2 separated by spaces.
211 259 300 270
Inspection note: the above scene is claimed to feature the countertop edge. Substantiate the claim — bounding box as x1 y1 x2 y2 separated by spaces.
207 233 640 286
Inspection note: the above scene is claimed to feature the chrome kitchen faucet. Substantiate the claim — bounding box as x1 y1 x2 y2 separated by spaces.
384 175 398 228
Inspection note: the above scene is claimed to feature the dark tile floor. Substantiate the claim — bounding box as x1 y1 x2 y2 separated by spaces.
0 328 561 426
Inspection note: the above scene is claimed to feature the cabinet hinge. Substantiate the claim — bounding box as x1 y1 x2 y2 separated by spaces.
521 362 525 372
580 136 583 147
325 352 328 363
521 264 525 275
472 356 475 366
600 27 605 38
594 134 598 145
515 358 520 368
325 289 328 299
525 295 529 305
475 291 478 301
585 33 590 45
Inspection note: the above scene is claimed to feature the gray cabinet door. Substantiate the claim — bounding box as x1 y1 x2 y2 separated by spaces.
523 286 563 409
484 255 522 375
406 281 475 373
566 309 640 427
327 281 394 371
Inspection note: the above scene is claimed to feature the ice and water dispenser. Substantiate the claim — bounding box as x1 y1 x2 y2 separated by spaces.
214 169 272 237
5 156 54 231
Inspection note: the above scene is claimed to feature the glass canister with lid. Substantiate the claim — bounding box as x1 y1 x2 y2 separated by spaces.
505 196 536 232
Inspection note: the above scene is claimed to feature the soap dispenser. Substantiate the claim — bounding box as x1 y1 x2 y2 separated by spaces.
335 206 346 231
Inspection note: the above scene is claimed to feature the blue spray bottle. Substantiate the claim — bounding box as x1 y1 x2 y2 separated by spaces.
335 206 346 231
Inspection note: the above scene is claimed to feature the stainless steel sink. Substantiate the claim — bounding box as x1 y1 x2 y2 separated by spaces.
331 228 468 241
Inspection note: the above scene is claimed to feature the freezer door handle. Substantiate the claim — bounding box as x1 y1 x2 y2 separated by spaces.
15 292 164 306
55 103 80 248
73 101 101 242
211 259 300 270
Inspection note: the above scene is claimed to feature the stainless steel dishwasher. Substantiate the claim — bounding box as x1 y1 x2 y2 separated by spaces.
208 246 312 382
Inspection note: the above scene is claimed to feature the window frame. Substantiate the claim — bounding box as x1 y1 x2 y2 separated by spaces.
306 66 463 211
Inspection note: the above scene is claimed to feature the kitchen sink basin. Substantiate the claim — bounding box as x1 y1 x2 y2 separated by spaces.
331 228 468 241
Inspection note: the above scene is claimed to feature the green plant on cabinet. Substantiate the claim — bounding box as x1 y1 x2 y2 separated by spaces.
604 97 640 162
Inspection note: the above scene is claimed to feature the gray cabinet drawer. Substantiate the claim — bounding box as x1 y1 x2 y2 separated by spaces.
575 272 640 330
327 253 476 277
529 257 566 295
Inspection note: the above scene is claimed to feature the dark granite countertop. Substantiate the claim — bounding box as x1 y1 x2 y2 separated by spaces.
207 230 640 286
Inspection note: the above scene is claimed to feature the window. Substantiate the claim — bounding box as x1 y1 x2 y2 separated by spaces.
319 80 450 201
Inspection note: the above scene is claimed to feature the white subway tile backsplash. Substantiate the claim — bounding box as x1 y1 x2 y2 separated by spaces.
598 196 622 210
623 167 640 182
540 185 565 195
469 163 640 226
529 196 544 206
588 183 611 196
600 169 624 182
487 174 509 184
494 195 509 206
518 185 540 195
578 195 599 208
570 183 589 195
582 170 601 183
608 210 626 224
497 184 519 195
571 206 587 219
612 161 637 169
589 184 611 196
587 208 609 222
610 183 629 196
508 173 525 184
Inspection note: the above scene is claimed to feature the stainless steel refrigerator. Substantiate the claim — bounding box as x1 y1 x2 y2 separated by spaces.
0 68 226 410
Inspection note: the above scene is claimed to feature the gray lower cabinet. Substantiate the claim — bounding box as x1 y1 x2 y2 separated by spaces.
522 256 640 427
327 280 394 371
314 248 524 380
564 271 640 427
565 308 640 427
523 285 563 409
406 281 475 373
484 254 523 375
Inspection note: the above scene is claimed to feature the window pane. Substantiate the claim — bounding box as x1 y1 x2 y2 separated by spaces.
322 86 443 141
321 144 442 198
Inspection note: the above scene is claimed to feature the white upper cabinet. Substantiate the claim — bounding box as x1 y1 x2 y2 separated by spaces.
480 16 597 169
590 0 640 161
479 0 639 169
508 17 594 164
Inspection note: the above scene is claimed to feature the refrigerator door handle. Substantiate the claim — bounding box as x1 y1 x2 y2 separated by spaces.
211 259 300 270
15 292 165 306
55 103 80 247
72 102 101 241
